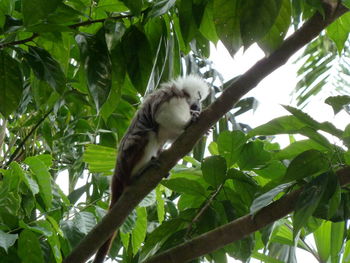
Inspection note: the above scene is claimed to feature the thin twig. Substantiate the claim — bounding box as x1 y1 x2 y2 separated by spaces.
4 109 52 167
185 184 224 239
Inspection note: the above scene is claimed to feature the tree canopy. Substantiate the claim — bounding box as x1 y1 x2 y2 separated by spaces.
0 0 350 263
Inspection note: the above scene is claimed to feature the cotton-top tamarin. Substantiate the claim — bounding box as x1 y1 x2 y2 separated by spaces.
93 75 210 263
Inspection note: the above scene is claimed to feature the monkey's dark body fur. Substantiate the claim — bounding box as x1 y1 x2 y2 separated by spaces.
93 76 209 263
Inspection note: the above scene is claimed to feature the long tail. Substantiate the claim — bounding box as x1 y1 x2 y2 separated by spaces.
92 176 124 263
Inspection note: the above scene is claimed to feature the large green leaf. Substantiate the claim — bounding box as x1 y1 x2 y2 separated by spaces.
132 206 147 255
25 46 66 94
73 212 96 235
258 0 291 53
18 230 45 263
147 0 176 18
217 130 246 167
121 0 143 15
0 51 23 117
0 230 17 253
122 26 153 94
238 140 271 170
161 177 207 197
0 0 13 27
76 31 112 110
202 155 227 187
213 0 242 55
326 12 350 54
22 0 60 26
282 149 329 183
24 156 53 210
250 182 293 214
240 0 282 48
83 144 116 175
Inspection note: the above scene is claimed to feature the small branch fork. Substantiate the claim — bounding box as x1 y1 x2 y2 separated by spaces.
63 3 349 263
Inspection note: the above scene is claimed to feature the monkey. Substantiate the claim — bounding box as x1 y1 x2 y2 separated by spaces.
92 75 209 263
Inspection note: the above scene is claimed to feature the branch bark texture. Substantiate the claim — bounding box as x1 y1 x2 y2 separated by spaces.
63 3 349 263
145 167 350 263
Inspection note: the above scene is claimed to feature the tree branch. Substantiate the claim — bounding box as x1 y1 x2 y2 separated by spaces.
145 167 350 263
62 3 349 263
0 14 132 49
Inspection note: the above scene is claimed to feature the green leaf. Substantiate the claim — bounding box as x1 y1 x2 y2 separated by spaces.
22 0 60 26
26 46 66 94
326 12 350 54
122 26 153 94
250 182 293 214
76 31 112 110
313 221 331 262
258 0 291 53
254 160 286 180
240 0 282 48
238 141 271 170
156 186 165 223
248 116 306 137
18 230 45 263
0 51 23 117
0 0 13 27
132 207 147 255
121 0 143 15
325 95 350 115
120 210 137 234
202 156 227 187
139 190 156 207
162 177 207 196
0 230 17 253
213 0 242 55
282 149 329 183
283 105 343 138
73 212 96 235
275 139 328 160
83 144 116 175
293 173 329 238
331 221 345 263
217 131 246 167
24 156 53 210
147 0 176 18
343 0 350 8
199 0 219 43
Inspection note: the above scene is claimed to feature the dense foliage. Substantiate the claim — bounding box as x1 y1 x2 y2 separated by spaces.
0 0 350 262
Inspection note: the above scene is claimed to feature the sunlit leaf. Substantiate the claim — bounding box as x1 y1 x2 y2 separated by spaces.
0 230 17 253
18 230 45 263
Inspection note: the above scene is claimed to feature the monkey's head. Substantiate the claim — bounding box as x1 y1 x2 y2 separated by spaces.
174 75 210 111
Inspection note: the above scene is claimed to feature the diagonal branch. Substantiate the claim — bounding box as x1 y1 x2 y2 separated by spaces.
145 167 350 263
62 3 349 263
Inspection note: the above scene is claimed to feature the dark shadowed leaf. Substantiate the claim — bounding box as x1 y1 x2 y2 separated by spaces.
282 149 329 183
18 230 45 263
122 26 153 94
76 31 112 110
25 46 66 94
0 51 23 117
22 0 60 26
240 0 282 48
202 155 227 187
293 173 328 237
325 95 350 115
213 0 242 55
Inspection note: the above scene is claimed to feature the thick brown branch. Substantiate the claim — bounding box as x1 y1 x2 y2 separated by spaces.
145 167 350 263
63 4 349 263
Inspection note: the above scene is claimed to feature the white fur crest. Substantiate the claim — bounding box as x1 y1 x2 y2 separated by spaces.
162 75 209 103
